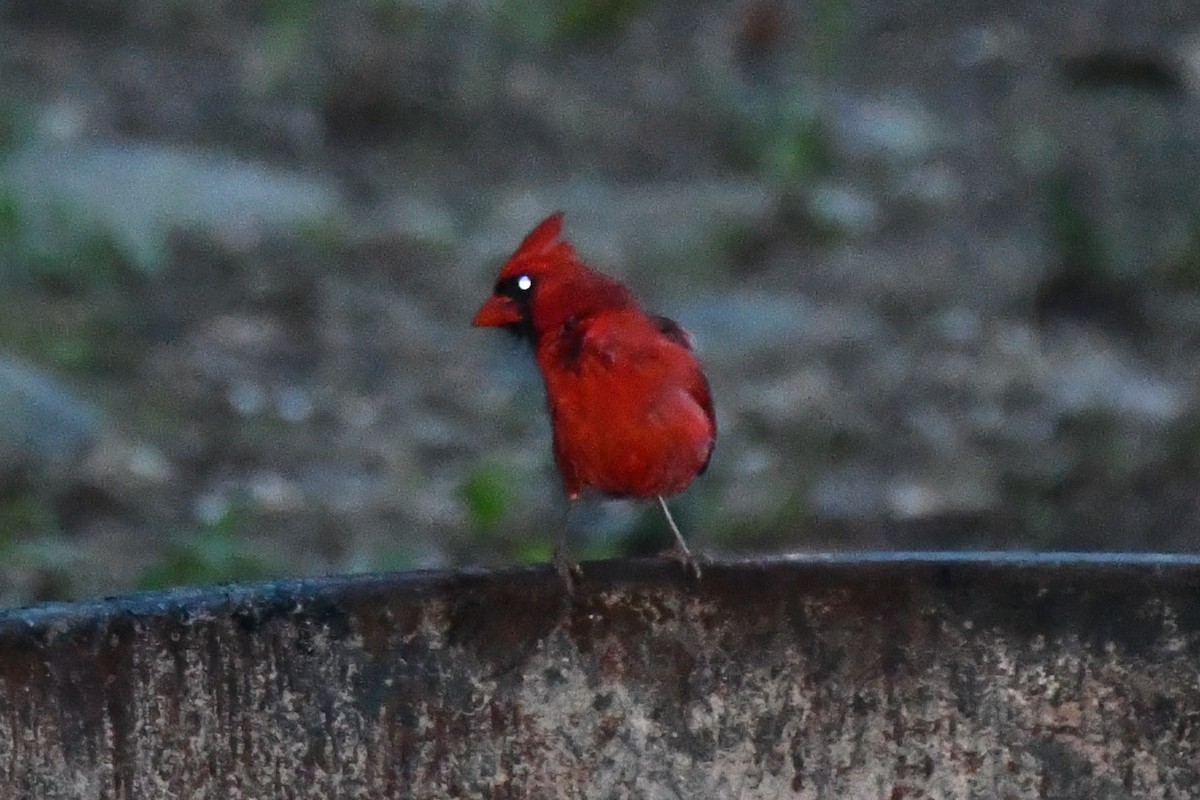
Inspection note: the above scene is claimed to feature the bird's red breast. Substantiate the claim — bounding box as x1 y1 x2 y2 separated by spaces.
473 213 716 500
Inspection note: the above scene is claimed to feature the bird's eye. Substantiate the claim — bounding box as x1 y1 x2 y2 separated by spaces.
496 274 535 299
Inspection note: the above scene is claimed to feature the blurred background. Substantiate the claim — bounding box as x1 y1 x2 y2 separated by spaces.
2 0 1199 608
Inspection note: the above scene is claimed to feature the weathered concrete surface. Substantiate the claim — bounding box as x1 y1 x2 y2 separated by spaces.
1 553 1199 799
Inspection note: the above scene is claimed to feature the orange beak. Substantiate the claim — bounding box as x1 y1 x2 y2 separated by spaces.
472 295 523 328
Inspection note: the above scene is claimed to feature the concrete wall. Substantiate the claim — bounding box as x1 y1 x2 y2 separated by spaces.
1 553 1198 799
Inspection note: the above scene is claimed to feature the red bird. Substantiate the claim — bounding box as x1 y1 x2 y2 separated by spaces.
473 213 716 586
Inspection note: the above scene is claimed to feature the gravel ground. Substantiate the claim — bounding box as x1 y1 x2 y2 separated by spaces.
2 1 1200 607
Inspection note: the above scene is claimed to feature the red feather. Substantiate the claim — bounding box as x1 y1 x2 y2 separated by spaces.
473 213 716 583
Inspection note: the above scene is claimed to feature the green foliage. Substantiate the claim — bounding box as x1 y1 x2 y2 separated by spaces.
717 0 850 185
0 189 144 375
708 486 809 551
497 0 651 46
1035 169 1150 329
726 89 835 187
0 494 60 548
0 95 33 155
5 536 80 602
762 103 835 185
512 538 554 565
806 0 854 79
0 190 18 239
138 508 272 590
0 188 142 293
1044 170 1111 277
1158 213 1200 290
364 546 417 573
241 0 322 98
0 308 136 376
0 487 80 602
579 538 621 561
459 462 513 533
511 535 619 567
261 0 318 25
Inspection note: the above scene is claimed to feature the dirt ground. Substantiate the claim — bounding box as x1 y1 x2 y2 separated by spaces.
2 1 1200 607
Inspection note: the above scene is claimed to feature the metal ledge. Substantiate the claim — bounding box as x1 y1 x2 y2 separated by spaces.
2 553 1199 799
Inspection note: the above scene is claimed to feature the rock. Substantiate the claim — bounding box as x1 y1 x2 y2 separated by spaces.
806 182 881 236
0 357 99 488
76 436 173 510
1046 334 1183 422
1 144 345 272
887 468 1001 519
832 93 940 163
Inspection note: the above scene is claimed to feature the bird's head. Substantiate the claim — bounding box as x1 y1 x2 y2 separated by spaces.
473 212 630 344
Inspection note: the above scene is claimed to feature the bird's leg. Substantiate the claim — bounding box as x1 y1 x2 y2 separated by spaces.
553 536 582 595
656 495 701 579
554 499 584 595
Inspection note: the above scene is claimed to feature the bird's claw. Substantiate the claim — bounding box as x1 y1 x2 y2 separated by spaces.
659 542 702 580
553 544 583 595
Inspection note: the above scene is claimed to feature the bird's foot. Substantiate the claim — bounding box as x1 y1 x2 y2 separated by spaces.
658 542 702 580
553 544 583 595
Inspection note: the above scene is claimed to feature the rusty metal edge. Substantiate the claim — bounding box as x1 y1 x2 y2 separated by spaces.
2 551 1199 638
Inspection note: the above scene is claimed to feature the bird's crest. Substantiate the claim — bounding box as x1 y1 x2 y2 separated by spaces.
505 212 579 273
515 212 564 256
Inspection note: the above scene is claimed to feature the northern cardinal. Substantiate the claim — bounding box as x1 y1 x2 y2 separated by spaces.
473 213 716 587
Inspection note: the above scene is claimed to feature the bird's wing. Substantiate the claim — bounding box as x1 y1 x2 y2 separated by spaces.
650 315 695 350
554 310 717 442
647 314 715 469
552 310 672 371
